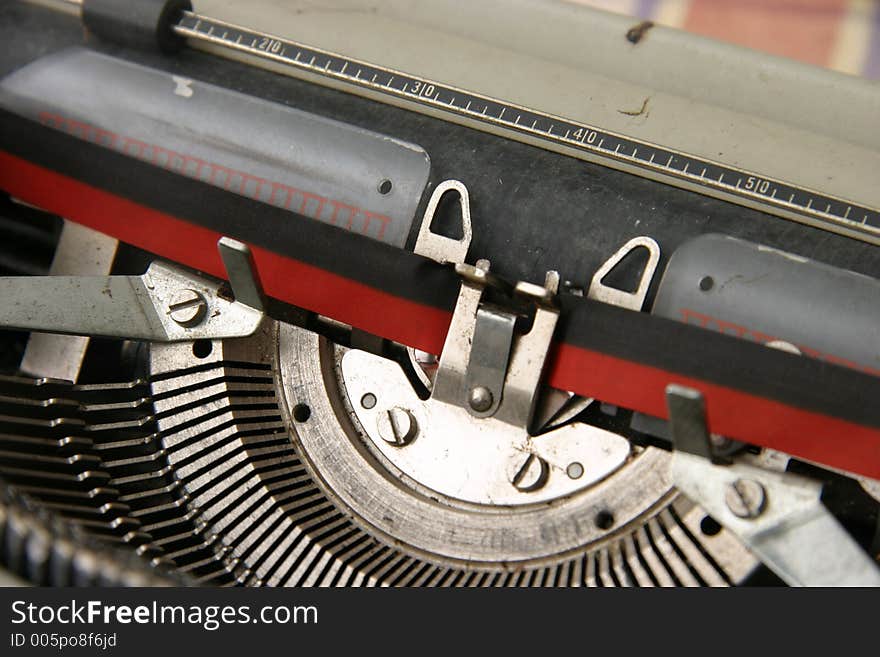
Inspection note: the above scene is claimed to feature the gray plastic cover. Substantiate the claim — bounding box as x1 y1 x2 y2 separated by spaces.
652 233 880 377
0 47 431 248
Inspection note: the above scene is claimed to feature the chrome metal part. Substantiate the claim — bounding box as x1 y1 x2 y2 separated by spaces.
0 484 180 587
494 281 559 429
218 237 266 311
401 257 584 502
534 388 596 435
725 479 767 519
515 270 560 306
463 307 515 418
665 384 714 461
341 347 631 505
467 385 493 413
167 289 208 327
6 0 874 589
454 260 508 291
149 323 307 585
673 452 880 586
0 240 264 342
0 374 196 584
0 316 740 585
406 347 436 392
413 180 472 264
277 322 756 580
433 264 561 429
753 447 880 505
431 260 487 409
376 407 419 447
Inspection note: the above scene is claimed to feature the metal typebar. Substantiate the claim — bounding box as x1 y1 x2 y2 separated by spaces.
19 221 117 381
0 239 264 342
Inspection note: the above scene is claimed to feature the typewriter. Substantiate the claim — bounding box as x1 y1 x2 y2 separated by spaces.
0 0 878 587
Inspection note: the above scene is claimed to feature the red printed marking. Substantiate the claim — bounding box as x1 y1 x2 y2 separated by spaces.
36 111 392 239
680 308 880 379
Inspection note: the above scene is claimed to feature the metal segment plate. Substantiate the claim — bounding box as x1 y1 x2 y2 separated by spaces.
340 348 632 506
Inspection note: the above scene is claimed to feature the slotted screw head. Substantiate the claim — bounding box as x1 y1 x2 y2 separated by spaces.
168 289 207 327
376 407 418 446
509 453 549 492
725 478 767 519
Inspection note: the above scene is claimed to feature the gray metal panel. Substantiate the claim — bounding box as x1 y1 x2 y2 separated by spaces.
0 47 430 247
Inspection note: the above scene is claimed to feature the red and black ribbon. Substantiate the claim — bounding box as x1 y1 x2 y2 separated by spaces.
1 104 879 478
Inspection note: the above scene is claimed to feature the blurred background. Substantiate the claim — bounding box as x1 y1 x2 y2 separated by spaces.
571 0 880 79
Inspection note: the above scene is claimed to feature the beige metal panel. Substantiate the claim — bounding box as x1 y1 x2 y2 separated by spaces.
194 0 880 213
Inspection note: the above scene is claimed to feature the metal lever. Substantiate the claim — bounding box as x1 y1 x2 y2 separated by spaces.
666 384 880 586
665 384 718 462
218 237 265 312
673 451 880 586
0 237 264 342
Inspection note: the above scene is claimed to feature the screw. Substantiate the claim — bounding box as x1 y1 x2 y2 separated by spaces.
468 385 493 412
168 289 207 327
725 479 766 519
509 453 549 492
376 407 418 446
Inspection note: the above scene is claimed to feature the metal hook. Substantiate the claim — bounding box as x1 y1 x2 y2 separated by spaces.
414 180 473 265
588 236 660 310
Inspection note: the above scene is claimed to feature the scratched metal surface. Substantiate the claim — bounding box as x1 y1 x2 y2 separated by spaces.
1 1 878 303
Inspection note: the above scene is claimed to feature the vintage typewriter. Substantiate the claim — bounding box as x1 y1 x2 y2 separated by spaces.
0 0 878 587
